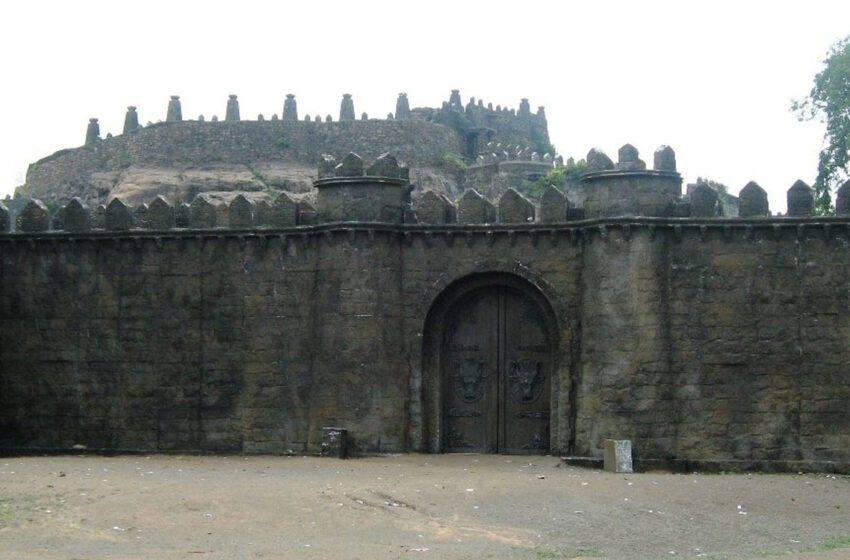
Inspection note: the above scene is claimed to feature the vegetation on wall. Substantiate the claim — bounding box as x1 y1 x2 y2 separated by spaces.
518 157 587 199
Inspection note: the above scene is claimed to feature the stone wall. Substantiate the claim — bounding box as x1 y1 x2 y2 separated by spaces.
19 120 461 206
2 216 849 470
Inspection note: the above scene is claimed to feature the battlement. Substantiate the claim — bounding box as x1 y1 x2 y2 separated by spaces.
4 150 849 236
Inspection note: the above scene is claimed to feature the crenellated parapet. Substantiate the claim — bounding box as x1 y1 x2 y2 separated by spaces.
7 147 850 235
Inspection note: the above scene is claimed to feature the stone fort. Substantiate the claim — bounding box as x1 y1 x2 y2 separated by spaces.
2 91 850 472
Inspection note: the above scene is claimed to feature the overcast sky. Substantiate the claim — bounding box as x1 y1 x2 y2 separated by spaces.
1 1 848 213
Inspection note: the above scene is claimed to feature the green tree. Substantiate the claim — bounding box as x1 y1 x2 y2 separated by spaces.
793 34 850 214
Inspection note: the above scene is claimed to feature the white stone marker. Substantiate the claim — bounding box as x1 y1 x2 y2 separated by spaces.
604 439 633 473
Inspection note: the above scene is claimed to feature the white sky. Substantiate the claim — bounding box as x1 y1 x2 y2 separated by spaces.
1 0 848 213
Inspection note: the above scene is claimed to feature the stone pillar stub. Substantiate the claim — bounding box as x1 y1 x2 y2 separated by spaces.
603 439 633 473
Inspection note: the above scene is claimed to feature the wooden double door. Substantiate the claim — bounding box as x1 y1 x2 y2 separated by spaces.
442 286 552 453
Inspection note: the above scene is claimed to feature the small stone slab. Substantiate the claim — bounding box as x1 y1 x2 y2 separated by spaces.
835 179 850 215
148 196 175 229
617 144 646 171
190 195 218 228
62 198 91 232
175 203 190 228
271 192 297 227
229 194 255 228
318 154 337 179
335 152 364 177
586 148 614 172
498 188 535 223
604 439 633 473
105 198 133 231
457 189 496 224
366 153 400 178
787 180 814 217
0 202 9 232
738 181 770 217
16 199 50 232
539 184 567 223
417 191 457 224
654 145 677 172
690 184 719 217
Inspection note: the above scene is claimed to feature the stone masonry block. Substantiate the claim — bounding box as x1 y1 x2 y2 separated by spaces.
604 439 633 473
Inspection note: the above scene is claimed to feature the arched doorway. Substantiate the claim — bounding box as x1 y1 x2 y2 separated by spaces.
421 273 559 454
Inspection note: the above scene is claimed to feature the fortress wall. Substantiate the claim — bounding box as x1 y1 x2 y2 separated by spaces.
21 120 462 204
667 226 850 465
1 221 850 468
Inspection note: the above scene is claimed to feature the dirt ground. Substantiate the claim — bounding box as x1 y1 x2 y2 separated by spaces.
1 454 848 560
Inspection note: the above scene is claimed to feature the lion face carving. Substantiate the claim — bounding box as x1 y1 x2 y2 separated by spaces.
452 359 488 403
509 359 542 403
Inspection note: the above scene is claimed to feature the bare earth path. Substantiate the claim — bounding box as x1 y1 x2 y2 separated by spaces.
1 454 848 560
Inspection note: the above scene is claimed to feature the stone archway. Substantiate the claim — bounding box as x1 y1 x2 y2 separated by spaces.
421 273 561 454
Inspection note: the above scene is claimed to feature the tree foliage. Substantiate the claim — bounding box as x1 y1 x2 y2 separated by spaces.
792 34 850 214
520 157 587 199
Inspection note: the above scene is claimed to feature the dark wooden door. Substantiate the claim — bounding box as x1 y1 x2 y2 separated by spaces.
442 286 551 453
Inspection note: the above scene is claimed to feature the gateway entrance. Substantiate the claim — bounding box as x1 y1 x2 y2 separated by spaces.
442 286 552 453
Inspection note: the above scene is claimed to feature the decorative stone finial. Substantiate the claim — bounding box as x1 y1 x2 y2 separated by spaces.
283 93 298 121
836 178 850 215
123 106 139 134
586 148 614 173
395 93 410 120
690 183 720 217
85 118 100 146
518 98 531 117
787 180 814 216
653 146 676 172
339 93 355 121
167 95 182 122
738 181 770 217
617 144 646 171
225 94 240 121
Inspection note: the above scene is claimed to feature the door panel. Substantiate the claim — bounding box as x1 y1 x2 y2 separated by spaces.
442 286 551 454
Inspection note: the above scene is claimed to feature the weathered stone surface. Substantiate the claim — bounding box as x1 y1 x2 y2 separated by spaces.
738 181 770 217
62 198 91 232
395 93 410 120
229 194 255 228
270 192 297 227
318 154 337 179
175 202 190 228
690 184 719 217
787 180 814 216
586 148 614 172
604 440 633 473
297 200 317 225
123 106 139 134
225 95 240 122
0 202 9 232
254 200 272 226
539 184 567 223
335 152 364 177
654 145 676 172
416 191 457 224
498 188 535 223
85 118 100 146
457 189 496 223
166 95 182 122
189 195 218 228
16 199 49 232
148 196 175 229
617 143 646 171
366 153 400 178
105 198 133 231
339 94 355 121
283 94 298 121
835 178 850 215
133 203 149 229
